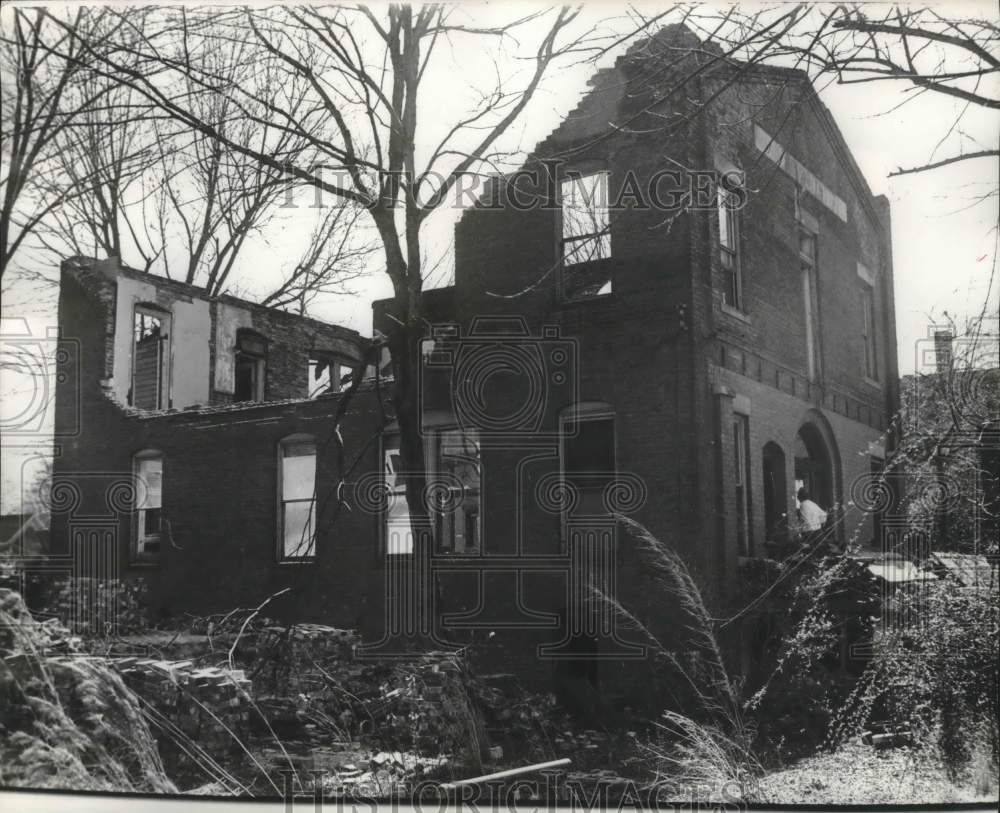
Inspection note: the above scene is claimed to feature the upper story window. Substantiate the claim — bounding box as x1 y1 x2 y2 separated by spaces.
717 183 742 309
861 284 878 381
308 354 349 397
798 225 819 380
561 171 612 267
235 329 267 402
133 450 162 562
560 171 613 301
131 305 170 409
279 435 316 560
383 436 411 555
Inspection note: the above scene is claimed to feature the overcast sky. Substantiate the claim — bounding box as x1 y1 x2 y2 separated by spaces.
2 0 998 512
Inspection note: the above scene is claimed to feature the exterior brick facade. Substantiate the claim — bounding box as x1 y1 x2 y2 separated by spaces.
47 26 899 691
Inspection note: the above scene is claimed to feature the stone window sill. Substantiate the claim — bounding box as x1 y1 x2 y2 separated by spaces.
721 303 751 324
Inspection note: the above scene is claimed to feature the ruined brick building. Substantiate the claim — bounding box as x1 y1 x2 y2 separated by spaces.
46 28 899 687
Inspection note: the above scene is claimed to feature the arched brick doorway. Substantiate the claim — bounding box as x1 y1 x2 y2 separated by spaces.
794 423 834 511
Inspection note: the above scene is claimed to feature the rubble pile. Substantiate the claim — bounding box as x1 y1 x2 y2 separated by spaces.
243 625 483 763
378 651 486 765
114 657 253 759
251 623 366 694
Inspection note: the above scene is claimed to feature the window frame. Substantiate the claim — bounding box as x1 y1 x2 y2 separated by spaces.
429 428 482 555
131 449 163 564
308 353 354 398
717 182 743 311
798 224 820 381
558 403 617 548
234 329 268 402
380 427 483 556
733 414 752 557
560 170 612 270
861 284 879 382
277 434 317 562
130 304 171 410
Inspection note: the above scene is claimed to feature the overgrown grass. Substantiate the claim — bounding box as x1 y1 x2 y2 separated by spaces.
0 588 175 792
590 517 762 800
641 710 763 801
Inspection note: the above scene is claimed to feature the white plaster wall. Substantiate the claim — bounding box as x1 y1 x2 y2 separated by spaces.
169 297 211 407
111 276 211 409
111 277 160 406
213 302 253 394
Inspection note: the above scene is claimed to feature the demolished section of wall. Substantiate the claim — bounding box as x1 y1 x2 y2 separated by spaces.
114 657 253 775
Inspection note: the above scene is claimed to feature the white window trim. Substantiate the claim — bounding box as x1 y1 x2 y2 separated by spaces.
277 434 317 562
717 184 744 311
380 426 484 557
132 449 163 564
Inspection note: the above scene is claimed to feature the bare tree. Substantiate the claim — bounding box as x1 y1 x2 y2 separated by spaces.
892 307 1000 555
260 202 372 314
32 76 162 269
146 38 317 297
41 4 596 596
0 5 135 277
622 4 999 178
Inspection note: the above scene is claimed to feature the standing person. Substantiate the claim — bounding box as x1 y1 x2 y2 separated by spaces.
797 487 828 532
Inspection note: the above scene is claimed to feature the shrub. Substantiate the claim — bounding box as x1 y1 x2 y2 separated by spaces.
746 555 879 757
832 578 999 778
28 575 151 637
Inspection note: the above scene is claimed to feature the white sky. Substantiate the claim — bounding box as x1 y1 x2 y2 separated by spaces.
2 0 998 512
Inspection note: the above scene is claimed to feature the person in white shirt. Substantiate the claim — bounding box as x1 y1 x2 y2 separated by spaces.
797 487 828 532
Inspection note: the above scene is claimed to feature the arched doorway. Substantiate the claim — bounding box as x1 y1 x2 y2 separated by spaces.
762 442 788 543
794 423 834 511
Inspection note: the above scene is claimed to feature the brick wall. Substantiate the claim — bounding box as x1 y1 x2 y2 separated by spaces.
50 24 900 687
209 294 363 405
696 72 896 427
59 257 365 409
52 260 390 629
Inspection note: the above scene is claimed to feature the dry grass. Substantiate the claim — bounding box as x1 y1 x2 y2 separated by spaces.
641 710 763 802
0 589 176 793
587 519 763 801
595 516 739 723
756 741 999 804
